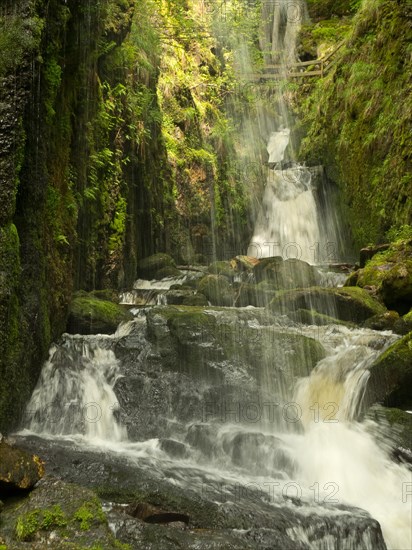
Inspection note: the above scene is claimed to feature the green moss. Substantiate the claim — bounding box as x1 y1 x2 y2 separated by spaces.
288 308 354 327
269 286 385 323
154 266 182 280
197 275 234 306
208 261 236 278
299 0 411 249
73 500 105 531
345 237 412 312
367 331 412 409
16 506 67 541
68 295 132 334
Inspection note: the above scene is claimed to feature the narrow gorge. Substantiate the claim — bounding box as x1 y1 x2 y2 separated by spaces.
0 0 411 549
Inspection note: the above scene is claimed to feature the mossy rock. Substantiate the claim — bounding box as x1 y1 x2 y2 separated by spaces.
0 476 121 547
197 274 234 306
153 266 182 280
366 406 412 452
208 260 236 278
138 253 176 280
344 241 412 313
306 0 353 20
287 309 353 327
67 294 132 335
365 331 412 409
254 257 320 290
363 310 400 331
89 289 120 303
0 440 44 494
235 283 276 307
181 293 208 306
268 286 386 324
394 309 412 335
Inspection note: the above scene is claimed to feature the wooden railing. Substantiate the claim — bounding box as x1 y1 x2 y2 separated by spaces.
249 40 345 81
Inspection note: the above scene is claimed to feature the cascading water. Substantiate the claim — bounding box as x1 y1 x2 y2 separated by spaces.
19 296 412 549
248 0 340 263
25 332 128 443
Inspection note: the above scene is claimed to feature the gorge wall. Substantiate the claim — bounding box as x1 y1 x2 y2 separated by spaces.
0 0 252 432
298 0 411 248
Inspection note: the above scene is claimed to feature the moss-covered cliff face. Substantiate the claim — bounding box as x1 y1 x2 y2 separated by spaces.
298 0 412 250
0 0 253 432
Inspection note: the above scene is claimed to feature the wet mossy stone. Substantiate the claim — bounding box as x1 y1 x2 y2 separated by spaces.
345 240 412 313
254 257 320 289
67 293 132 335
208 260 236 279
360 244 390 268
235 282 277 307
0 439 44 494
365 331 412 409
181 293 208 306
89 289 120 303
287 308 353 327
0 476 118 547
153 266 182 280
197 274 234 306
394 309 412 335
363 310 400 331
138 253 176 280
268 286 386 324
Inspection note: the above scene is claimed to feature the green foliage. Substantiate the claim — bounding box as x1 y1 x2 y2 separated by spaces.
299 0 411 249
0 15 43 76
44 56 62 121
386 225 412 244
73 500 106 531
16 506 67 541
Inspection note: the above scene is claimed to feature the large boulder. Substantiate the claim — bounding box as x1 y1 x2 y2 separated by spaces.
197 274 234 306
0 439 44 494
0 476 118 547
268 286 386 324
365 331 412 409
345 239 412 313
253 256 320 290
208 260 236 279
67 292 132 335
234 282 278 307
254 257 321 289
146 306 325 382
138 253 176 280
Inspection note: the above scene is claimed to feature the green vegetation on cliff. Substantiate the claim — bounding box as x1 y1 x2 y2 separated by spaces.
299 0 412 249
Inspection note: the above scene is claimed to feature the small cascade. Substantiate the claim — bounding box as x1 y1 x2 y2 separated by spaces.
25 333 128 443
294 337 412 550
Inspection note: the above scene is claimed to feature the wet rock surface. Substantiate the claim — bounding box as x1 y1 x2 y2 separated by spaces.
365 331 412 409
67 292 133 335
0 439 44 495
12 436 388 550
345 239 412 314
0 475 119 548
268 286 386 323
114 306 325 439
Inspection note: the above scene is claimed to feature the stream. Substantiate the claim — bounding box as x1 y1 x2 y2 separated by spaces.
16 283 412 549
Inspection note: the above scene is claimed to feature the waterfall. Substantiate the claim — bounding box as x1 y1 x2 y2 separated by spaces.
25 333 128 443
19 308 412 549
294 343 412 550
248 0 340 264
